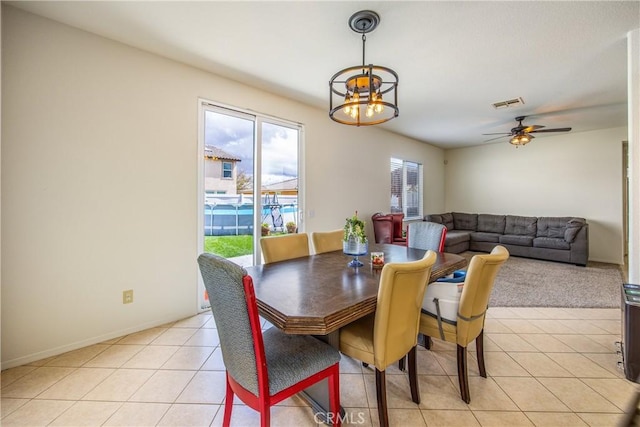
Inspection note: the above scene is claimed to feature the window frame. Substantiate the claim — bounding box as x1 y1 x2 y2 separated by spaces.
222 161 233 179
390 157 423 221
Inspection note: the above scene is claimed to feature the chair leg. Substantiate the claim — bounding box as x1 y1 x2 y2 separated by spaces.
223 376 234 427
476 329 487 378
408 346 420 404
328 366 341 427
259 408 270 427
457 344 470 404
398 355 406 372
420 333 433 350
375 369 389 427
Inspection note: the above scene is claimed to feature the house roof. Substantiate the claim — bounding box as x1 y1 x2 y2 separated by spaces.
263 178 298 192
204 145 241 162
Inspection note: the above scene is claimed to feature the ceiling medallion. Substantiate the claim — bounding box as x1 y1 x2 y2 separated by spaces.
329 10 399 126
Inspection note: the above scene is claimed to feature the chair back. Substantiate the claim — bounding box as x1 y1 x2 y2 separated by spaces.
260 233 310 263
371 213 393 244
197 253 263 396
373 250 437 369
390 213 405 241
311 229 343 254
407 221 447 252
456 245 509 346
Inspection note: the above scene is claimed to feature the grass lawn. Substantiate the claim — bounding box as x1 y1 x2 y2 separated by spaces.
204 235 253 258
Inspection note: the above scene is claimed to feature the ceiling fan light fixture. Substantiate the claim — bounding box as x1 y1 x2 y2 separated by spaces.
329 10 399 126
509 132 532 147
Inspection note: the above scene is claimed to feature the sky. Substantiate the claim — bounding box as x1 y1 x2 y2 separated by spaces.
204 110 298 185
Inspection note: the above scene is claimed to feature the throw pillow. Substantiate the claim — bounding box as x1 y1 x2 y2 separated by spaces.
564 218 584 242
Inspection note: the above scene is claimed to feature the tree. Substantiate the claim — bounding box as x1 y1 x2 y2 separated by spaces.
236 170 252 192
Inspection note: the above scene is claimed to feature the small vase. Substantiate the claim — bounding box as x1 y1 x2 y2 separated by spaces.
343 236 368 267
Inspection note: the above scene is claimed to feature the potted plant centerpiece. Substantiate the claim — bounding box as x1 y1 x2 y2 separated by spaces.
343 211 368 267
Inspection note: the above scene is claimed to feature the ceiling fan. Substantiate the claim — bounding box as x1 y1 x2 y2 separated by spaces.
483 116 572 146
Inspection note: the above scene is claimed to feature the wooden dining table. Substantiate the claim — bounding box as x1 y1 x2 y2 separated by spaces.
243 243 466 422
245 243 467 338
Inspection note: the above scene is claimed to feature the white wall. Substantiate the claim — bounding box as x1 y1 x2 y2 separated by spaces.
444 127 627 264
1 7 444 368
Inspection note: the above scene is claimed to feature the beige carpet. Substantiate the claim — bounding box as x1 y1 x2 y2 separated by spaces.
460 252 624 308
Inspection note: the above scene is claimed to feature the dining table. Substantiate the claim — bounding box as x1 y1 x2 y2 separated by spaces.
246 243 467 336
243 242 467 422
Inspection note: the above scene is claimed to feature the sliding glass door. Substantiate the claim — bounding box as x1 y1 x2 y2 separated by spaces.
198 101 302 309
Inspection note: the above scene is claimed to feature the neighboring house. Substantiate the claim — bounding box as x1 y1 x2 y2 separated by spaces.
240 177 299 196
204 145 241 195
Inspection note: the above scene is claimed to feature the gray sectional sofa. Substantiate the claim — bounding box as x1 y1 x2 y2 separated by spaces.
425 212 589 266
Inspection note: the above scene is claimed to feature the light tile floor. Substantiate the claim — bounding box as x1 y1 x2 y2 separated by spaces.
2 307 638 426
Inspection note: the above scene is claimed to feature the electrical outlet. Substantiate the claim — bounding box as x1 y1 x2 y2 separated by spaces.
123 289 133 304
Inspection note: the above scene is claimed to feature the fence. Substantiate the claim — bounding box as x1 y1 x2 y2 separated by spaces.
204 194 298 236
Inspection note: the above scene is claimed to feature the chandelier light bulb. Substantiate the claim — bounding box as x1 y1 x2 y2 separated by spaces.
366 105 375 117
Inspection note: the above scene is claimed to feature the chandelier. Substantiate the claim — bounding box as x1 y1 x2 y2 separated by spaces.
329 10 399 126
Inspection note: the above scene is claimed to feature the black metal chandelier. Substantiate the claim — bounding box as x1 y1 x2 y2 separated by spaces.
329 10 399 126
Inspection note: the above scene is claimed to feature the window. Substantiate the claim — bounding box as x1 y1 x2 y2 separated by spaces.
199 100 303 310
222 161 233 179
390 158 423 220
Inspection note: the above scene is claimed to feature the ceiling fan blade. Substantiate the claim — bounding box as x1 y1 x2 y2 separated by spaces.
522 125 544 133
482 132 511 136
529 127 572 133
483 135 509 142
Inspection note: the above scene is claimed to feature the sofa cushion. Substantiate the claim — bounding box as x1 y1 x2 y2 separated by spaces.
504 215 537 236
426 214 442 224
477 214 506 234
470 232 501 243
533 237 571 250
500 234 534 246
452 212 477 231
446 230 471 245
441 213 454 230
537 217 571 238
427 213 455 231
565 218 586 243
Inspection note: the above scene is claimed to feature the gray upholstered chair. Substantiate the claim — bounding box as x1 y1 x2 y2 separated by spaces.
339 251 437 427
419 245 509 403
311 229 343 254
197 253 341 426
407 221 447 252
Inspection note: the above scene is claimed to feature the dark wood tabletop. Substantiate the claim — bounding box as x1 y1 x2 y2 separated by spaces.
245 243 467 335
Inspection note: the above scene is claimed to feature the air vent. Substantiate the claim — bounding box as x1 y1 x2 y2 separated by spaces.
492 97 524 109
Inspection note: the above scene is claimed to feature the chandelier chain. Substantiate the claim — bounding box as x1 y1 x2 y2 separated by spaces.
361 34 366 68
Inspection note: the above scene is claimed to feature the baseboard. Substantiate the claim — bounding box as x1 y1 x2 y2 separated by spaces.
1 312 197 370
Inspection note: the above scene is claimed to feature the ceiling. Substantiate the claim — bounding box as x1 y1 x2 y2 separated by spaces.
8 1 640 149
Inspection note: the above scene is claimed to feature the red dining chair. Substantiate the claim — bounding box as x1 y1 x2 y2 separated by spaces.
197 253 341 426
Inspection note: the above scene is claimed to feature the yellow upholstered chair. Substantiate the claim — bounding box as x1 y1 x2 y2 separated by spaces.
311 229 343 254
339 251 437 427
419 245 509 403
260 233 310 264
